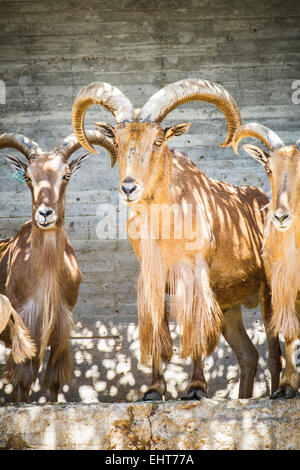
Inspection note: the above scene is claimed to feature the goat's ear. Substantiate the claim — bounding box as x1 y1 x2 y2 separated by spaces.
164 122 191 141
5 154 28 173
94 122 115 139
243 144 269 166
69 152 90 175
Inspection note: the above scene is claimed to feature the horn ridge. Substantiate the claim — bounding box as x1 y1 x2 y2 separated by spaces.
54 129 118 168
139 78 242 147
71 81 134 154
232 123 284 155
0 133 41 160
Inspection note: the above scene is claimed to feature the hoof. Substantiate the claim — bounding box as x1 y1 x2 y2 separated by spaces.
181 386 207 401
270 385 297 399
138 389 163 402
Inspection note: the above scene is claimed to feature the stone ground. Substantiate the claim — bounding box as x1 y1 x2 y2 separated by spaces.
0 398 299 450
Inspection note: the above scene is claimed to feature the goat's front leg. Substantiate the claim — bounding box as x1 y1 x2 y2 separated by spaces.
181 355 207 400
6 356 40 403
259 281 282 395
141 308 172 401
43 319 73 403
170 256 221 400
271 339 299 399
271 300 300 399
43 349 71 402
141 356 166 402
43 345 72 402
138 269 172 401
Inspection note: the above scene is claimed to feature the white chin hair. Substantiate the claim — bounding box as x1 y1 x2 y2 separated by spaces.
126 198 141 205
119 194 141 205
37 222 56 230
273 223 291 232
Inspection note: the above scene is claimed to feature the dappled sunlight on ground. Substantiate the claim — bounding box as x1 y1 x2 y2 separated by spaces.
1 305 298 404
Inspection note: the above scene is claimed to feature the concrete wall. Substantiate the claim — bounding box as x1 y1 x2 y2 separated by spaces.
0 0 300 403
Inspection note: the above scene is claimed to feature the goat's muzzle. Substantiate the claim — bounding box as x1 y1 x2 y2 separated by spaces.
273 210 293 232
35 204 57 230
119 177 143 204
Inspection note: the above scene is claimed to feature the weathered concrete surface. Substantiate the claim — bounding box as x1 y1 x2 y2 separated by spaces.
0 398 299 450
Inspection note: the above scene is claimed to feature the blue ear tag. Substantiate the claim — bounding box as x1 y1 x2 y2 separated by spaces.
13 170 26 183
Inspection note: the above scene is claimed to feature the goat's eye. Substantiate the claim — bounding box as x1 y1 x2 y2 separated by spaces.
63 173 71 181
25 175 31 183
265 167 272 175
114 141 119 148
154 139 163 146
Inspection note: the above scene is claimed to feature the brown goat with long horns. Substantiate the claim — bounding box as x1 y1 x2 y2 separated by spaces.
0 130 116 402
71 79 280 400
232 123 300 398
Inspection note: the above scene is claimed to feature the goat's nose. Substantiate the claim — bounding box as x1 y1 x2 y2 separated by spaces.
38 208 53 218
121 180 137 195
274 212 289 223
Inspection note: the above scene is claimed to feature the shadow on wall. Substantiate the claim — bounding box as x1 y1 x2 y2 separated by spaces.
1 308 299 403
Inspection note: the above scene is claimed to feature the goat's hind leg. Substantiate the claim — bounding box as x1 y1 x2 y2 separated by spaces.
222 305 258 398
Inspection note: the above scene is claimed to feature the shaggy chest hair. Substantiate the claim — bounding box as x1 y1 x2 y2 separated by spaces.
263 213 300 341
137 206 222 365
16 231 72 363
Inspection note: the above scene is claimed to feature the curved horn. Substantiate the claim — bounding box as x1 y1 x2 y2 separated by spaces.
139 79 242 147
232 123 284 155
72 81 134 154
0 133 41 160
53 130 118 168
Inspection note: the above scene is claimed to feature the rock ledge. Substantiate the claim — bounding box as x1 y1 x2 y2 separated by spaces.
0 398 299 450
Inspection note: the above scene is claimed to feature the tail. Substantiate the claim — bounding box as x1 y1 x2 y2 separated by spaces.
8 306 36 364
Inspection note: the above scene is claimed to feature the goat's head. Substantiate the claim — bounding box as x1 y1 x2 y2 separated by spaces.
71 79 242 205
0 131 116 230
232 123 300 232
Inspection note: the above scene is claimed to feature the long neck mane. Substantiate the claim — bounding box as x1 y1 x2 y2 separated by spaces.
30 224 66 282
263 214 300 341
24 223 69 361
